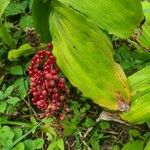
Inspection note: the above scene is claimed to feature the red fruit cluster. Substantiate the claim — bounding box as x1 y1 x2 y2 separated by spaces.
29 44 69 118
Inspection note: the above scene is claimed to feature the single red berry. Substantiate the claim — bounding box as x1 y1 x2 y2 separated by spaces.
49 55 56 62
47 43 53 49
42 90 47 96
59 78 65 83
49 80 55 86
59 114 65 121
45 73 52 79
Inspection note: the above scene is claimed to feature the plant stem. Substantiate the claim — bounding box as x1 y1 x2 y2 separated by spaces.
8 122 42 149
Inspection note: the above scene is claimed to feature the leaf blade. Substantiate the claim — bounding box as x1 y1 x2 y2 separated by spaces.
50 3 130 111
56 0 144 38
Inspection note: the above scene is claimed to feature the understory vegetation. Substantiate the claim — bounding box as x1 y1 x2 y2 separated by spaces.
0 0 150 150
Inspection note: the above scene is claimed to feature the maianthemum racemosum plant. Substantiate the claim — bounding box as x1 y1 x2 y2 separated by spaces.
31 0 150 124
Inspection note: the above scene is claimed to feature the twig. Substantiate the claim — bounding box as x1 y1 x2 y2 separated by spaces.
83 111 130 139
98 111 130 126
65 140 76 150
78 131 92 150
83 113 102 139
24 99 38 118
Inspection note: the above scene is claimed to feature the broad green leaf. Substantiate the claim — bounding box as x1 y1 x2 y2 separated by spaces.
90 131 103 150
0 20 15 47
100 121 110 130
30 116 38 126
128 66 150 101
122 140 144 150
82 118 95 128
46 133 53 141
24 139 34 150
120 66 150 124
19 15 33 30
0 126 14 146
8 44 33 61
6 105 16 115
47 141 58 150
0 0 10 17
7 97 21 105
33 138 44 149
61 121 77 136
57 0 144 38
12 142 25 150
113 145 120 150
4 85 14 98
0 90 4 100
10 65 24 75
50 2 130 111
5 1 28 16
44 126 57 137
57 138 64 150
144 140 150 150
32 0 52 42
137 1 150 49
13 77 29 99
0 116 8 122
0 101 7 113
13 128 23 141
128 129 140 138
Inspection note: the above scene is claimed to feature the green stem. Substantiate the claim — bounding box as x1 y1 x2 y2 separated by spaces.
8 122 42 149
0 121 32 128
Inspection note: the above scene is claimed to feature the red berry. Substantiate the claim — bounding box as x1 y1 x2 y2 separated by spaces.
49 80 55 86
53 75 59 81
49 56 56 62
58 83 65 89
53 88 58 93
42 90 47 96
59 114 65 121
30 77 36 82
45 73 52 79
51 70 57 75
47 43 53 49
29 48 70 118
59 78 65 83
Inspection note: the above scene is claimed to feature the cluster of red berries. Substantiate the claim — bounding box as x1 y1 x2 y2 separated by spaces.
28 43 69 118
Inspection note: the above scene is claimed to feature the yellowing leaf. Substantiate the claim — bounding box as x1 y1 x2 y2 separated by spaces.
50 2 130 111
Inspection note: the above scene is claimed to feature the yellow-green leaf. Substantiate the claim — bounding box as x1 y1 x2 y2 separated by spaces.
137 1 150 49
144 140 150 150
0 0 10 17
50 2 130 111
56 0 144 38
120 66 150 124
8 44 33 61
